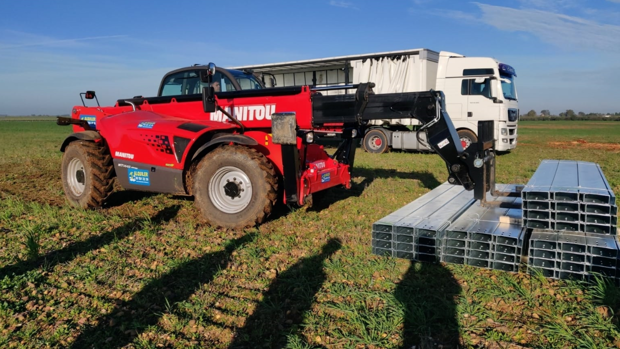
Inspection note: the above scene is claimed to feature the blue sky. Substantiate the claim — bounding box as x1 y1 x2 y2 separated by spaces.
1 0 619 115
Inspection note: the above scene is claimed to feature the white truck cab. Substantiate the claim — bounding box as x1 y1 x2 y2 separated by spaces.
435 52 518 152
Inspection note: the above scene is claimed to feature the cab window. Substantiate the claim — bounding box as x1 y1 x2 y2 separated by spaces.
228 70 263 90
161 70 201 96
461 78 492 98
198 72 236 93
161 70 236 96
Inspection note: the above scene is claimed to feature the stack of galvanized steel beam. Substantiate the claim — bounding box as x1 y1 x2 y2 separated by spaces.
523 160 619 280
522 160 617 234
372 183 526 270
443 185 525 272
528 231 618 280
372 183 475 262
371 159 619 282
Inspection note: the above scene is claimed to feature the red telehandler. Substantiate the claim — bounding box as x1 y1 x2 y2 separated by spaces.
58 63 505 229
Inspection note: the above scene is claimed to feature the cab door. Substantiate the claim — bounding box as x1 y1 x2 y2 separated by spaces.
465 77 491 120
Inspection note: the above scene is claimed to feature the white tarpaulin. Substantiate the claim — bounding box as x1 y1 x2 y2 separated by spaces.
352 55 424 125
352 55 420 94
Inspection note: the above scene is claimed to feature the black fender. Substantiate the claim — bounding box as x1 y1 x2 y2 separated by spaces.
60 131 101 152
190 133 258 162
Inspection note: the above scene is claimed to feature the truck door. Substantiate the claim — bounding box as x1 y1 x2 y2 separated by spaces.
462 77 500 121
465 77 491 120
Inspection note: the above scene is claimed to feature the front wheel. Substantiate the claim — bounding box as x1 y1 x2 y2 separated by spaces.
61 141 115 208
457 129 478 150
193 145 278 229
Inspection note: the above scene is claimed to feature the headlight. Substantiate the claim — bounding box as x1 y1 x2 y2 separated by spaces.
502 139 508 143
501 128 507 135
305 132 314 143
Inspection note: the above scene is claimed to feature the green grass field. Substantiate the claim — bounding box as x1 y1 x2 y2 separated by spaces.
0 120 619 348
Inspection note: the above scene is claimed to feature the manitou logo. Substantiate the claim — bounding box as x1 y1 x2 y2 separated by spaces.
210 104 276 122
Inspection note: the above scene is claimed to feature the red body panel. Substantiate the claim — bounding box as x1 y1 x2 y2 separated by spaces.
70 87 351 203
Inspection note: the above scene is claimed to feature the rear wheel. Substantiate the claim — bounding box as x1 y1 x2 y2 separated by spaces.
457 129 478 150
193 145 278 229
363 129 389 154
61 141 115 208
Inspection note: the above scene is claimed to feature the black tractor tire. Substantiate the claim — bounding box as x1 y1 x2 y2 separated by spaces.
457 129 478 150
193 145 278 229
61 141 115 209
363 129 389 154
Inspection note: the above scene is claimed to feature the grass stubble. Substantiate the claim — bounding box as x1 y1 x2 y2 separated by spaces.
0 120 619 348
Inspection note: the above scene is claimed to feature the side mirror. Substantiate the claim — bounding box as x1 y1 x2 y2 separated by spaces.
200 62 217 83
490 81 503 103
202 86 216 113
80 90 100 107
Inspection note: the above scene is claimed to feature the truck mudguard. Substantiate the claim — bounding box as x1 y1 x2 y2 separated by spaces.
190 133 259 162
60 131 102 152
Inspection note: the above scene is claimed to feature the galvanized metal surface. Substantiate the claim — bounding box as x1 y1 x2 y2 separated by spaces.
440 186 525 272
373 159 618 282
527 230 619 280
522 160 617 234
372 182 479 260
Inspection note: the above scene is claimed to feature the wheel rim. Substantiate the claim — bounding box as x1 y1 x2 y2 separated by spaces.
67 158 86 196
460 137 472 150
208 166 253 214
367 135 383 151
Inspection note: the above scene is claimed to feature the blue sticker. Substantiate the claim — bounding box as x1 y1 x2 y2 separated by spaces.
128 169 150 186
138 121 155 129
79 115 97 129
321 172 331 183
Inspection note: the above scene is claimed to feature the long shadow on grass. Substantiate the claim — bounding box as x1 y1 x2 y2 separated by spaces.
394 261 461 348
103 190 157 208
70 233 256 349
228 238 341 348
0 205 180 279
307 168 440 213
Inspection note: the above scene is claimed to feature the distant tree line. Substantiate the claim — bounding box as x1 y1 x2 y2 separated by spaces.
520 109 620 121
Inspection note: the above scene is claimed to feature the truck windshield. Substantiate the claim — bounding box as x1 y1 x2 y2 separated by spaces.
500 73 517 101
228 70 263 90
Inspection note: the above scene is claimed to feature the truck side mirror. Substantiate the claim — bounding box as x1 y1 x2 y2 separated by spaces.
85 91 96 99
202 86 216 113
200 63 217 112
200 62 217 83
490 81 503 103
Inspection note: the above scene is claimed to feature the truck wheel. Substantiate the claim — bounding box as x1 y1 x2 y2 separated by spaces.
457 129 478 150
193 145 278 229
363 129 389 154
61 141 115 208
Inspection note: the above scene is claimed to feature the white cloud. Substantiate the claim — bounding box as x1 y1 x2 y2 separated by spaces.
474 3 620 52
421 8 478 22
516 0 581 11
328 1 359 10
0 34 128 50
